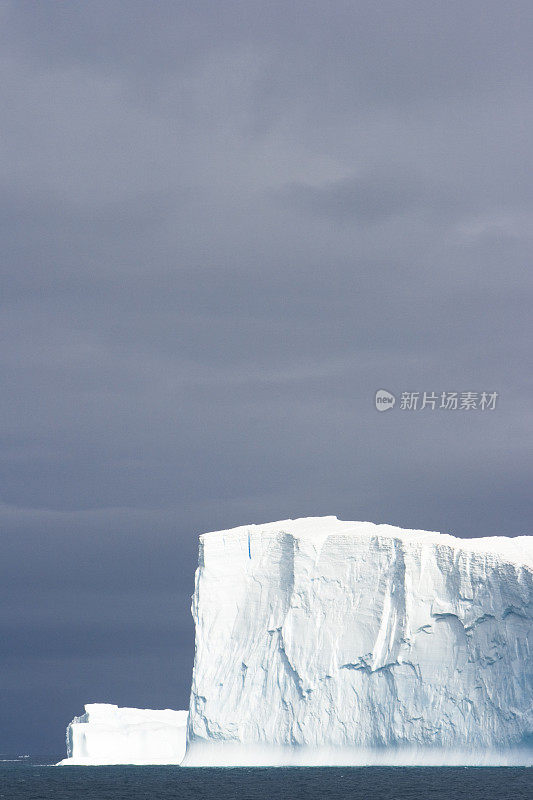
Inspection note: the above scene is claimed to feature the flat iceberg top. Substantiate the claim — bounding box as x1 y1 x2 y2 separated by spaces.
201 516 533 568
82 703 188 726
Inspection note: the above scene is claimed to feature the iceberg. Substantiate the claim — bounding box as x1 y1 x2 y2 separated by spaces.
184 516 533 766
58 704 187 765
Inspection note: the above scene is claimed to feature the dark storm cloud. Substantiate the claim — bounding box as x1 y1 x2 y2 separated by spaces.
1 1 532 754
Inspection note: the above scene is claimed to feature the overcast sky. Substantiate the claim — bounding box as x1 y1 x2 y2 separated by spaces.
1 1 532 755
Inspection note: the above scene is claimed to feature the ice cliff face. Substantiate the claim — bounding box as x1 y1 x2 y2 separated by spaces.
185 517 533 765
58 704 187 765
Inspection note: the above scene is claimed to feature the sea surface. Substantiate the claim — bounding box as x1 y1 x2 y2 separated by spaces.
0 757 531 800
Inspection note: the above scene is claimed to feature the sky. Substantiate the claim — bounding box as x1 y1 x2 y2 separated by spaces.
1 1 532 755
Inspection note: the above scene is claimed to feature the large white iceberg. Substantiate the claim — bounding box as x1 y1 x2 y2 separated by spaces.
58 704 188 765
184 516 533 766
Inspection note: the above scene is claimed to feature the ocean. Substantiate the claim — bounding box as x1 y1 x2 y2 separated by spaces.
0 758 531 800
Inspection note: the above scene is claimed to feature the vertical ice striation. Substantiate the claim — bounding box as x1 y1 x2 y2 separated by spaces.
184 517 533 765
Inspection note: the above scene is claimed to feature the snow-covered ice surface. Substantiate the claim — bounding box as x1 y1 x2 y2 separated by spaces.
57 704 188 765
184 516 533 766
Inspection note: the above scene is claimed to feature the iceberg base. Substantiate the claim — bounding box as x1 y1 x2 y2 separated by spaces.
182 742 533 768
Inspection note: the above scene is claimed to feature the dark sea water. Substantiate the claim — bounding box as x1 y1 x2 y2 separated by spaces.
0 757 531 800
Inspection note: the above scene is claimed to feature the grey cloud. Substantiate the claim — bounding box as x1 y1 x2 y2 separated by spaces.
278 170 471 224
